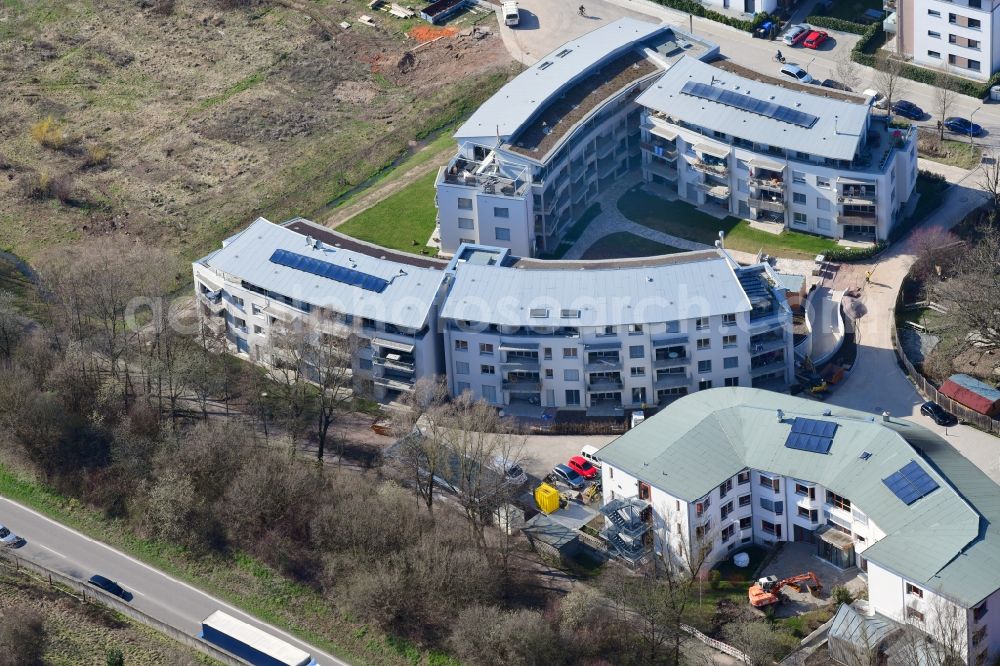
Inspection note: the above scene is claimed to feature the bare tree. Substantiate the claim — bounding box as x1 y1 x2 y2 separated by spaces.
0 291 26 359
835 50 862 91
931 223 1000 354
873 52 909 118
393 377 452 516
721 609 799 666
890 594 969 666
0 604 45 666
978 149 1000 219
934 67 958 142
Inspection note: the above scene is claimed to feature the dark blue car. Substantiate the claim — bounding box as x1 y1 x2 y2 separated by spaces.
891 100 924 120
88 574 133 602
944 116 984 137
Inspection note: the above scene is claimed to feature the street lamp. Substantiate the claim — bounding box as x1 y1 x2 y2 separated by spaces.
806 57 816 75
969 107 981 144
260 391 269 443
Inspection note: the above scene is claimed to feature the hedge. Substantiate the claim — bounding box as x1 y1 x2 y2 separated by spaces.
805 15 867 35
824 241 887 262
651 0 779 33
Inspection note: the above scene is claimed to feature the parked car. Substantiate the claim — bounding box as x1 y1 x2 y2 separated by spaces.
579 444 602 468
802 30 828 49
551 464 585 490
920 401 958 427
88 575 133 601
820 78 851 92
0 524 25 549
944 116 985 137
489 454 527 487
862 89 887 110
782 24 810 46
566 455 599 480
891 100 924 120
779 63 815 84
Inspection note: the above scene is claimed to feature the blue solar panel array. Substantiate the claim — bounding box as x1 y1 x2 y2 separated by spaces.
681 81 820 129
269 249 390 293
882 460 940 505
784 417 838 454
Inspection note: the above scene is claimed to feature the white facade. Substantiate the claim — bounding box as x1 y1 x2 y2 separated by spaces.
900 0 1000 80
700 0 778 14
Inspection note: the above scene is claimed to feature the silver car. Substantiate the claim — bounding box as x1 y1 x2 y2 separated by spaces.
782 24 809 46
0 524 25 548
780 63 815 85
551 464 585 490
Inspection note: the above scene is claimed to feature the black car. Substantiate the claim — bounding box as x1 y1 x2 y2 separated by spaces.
891 100 924 120
944 116 985 137
88 574 133 601
920 401 958 427
820 78 851 92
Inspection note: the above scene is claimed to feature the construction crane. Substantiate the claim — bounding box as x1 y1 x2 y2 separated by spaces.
748 572 823 608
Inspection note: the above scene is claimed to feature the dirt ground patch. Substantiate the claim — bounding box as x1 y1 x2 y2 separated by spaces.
409 24 458 42
0 0 513 266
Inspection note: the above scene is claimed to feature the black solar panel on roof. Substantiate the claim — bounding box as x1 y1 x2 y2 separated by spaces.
681 81 820 129
269 249 390 293
784 418 838 454
882 460 940 505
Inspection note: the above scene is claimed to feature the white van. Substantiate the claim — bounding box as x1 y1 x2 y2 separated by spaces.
580 444 602 467
502 1 519 26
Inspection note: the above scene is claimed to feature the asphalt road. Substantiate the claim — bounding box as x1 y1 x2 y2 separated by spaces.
0 497 350 666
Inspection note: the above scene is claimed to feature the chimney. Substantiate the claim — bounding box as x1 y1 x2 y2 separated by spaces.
776 409 784 423
882 411 891 423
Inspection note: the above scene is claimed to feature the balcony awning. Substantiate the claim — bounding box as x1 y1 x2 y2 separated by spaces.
704 184 731 199
650 125 678 141
371 337 414 353
584 341 622 351
816 525 855 551
651 335 688 346
749 156 785 171
696 143 730 159
499 340 539 351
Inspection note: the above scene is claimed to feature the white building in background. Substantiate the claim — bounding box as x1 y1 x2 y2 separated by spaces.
192 217 449 403
636 56 918 243
889 0 1000 80
439 245 793 415
434 18 718 258
598 388 1000 665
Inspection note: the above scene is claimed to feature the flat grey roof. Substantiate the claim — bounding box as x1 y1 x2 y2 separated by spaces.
638 56 870 161
196 218 446 330
440 250 754 327
454 17 665 142
598 388 1000 607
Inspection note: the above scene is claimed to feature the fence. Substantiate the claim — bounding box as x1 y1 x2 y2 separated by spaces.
0 550 251 666
890 298 1000 434
681 623 750 663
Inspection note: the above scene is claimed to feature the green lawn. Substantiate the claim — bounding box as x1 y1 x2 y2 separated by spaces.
918 138 982 170
541 203 603 259
336 169 439 256
581 232 684 260
823 0 882 22
683 581 753 633
617 188 841 260
712 545 768 583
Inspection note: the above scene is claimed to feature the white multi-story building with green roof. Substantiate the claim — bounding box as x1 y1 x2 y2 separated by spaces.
598 388 1000 665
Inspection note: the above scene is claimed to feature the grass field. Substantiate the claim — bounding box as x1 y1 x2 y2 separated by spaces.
918 138 983 170
336 169 440 256
580 232 684 259
617 188 841 259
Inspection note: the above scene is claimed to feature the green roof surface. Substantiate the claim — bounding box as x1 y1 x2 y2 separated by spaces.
598 388 1000 607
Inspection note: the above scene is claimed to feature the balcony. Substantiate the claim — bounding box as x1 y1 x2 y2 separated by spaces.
749 175 784 191
199 291 226 314
653 354 690 369
640 141 677 160
501 357 541 371
503 379 542 392
698 182 731 199
692 159 729 177
749 336 785 355
586 358 622 372
374 375 415 392
373 355 415 373
838 211 877 225
749 197 785 213
654 373 689 389
750 359 787 378
647 161 678 181
587 378 624 391
438 157 529 198
838 189 877 205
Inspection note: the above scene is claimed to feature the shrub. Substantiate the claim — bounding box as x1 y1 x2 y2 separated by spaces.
19 170 75 203
709 569 722 590
106 648 125 666
824 241 887 262
0 605 45 666
30 115 68 150
651 0 756 31
832 585 854 605
84 144 111 168
785 615 806 638
805 15 867 35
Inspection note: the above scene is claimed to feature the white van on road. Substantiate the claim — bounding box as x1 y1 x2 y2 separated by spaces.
502 1 519 26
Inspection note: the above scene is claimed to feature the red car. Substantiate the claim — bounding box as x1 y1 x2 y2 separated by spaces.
567 455 599 480
803 30 828 49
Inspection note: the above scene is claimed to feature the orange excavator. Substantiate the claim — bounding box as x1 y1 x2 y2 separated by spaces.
748 572 823 608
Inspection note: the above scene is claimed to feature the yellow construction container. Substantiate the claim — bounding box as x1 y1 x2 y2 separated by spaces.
534 483 560 514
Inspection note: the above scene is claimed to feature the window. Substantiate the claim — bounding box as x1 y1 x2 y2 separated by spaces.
969 18 981 29
565 389 581 405
695 496 711 516
544 347 552 360
928 9 940 17
739 494 751 507
699 379 713 390
458 217 474 229
906 607 925 622
724 377 739 387
251 303 262 316
739 516 752 530
738 179 749 194
545 369 553 378
792 192 807 205
793 212 807 226
495 227 511 241
759 475 780 492
253 325 263 334
455 361 469 375
479 342 494 355
639 482 651 501
969 40 981 50
529 308 549 319
817 217 832 231
949 12 957 22
460 238 475 245
928 50 941 58
816 176 830 188
494 207 509 218
455 339 468 351
629 345 645 359
628 324 643 335
563 348 578 358
723 334 737 348
665 321 680 334
483 385 497 402
722 313 737 327
561 309 581 319
795 483 816 500
797 506 818 522
480 364 495 375
719 479 733 498
598 325 615 337
761 520 781 538
456 381 471 394
826 490 851 511
630 367 646 377
817 198 830 211
564 369 579 381
232 296 245 307
737 471 750 485
970 0 982 7
458 197 472 210
969 59 981 71
792 171 806 184
972 626 987 647
722 524 735 542
928 30 941 38
974 601 988 623
905 583 924 598
698 360 712 374
697 338 711 350
696 317 709 330
760 497 774 512
723 356 738 369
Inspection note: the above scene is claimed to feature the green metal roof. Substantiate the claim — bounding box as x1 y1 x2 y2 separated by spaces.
598 388 1000 607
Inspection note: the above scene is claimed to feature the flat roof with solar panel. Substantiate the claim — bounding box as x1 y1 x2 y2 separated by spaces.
883 460 940 505
785 417 838 454
270 249 390 293
681 81 819 129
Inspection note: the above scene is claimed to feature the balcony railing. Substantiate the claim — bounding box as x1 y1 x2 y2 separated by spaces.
373 356 415 373
749 197 785 213
749 337 785 355
199 293 226 314
503 380 542 391
501 358 541 370
653 355 690 369
691 159 729 176
838 191 878 205
749 175 784 191
654 374 689 389
586 358 623 372
374 376 415 391
838 212 877 225
750 359 786 378
587 378 624 391
646 161 678 181
640 142 677 159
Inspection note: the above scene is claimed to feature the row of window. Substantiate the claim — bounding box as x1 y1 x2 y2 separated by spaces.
928 8 982 30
